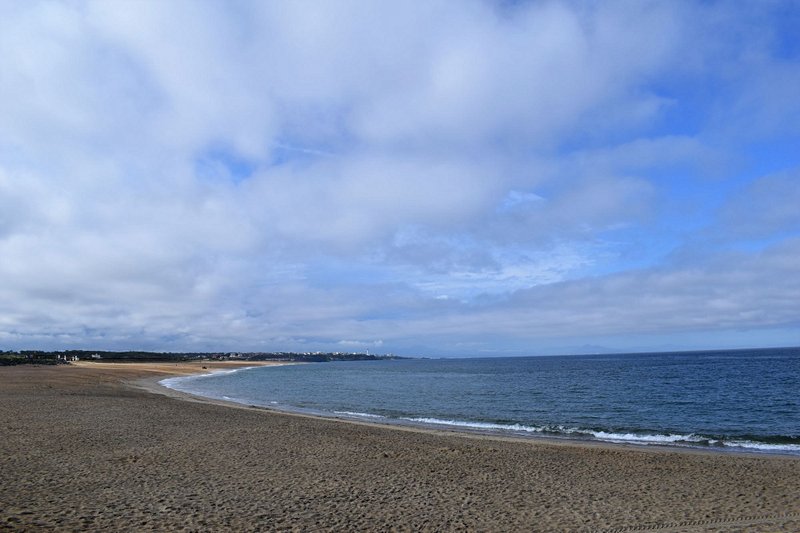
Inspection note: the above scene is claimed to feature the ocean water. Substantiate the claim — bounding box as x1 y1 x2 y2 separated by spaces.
161 347 800 454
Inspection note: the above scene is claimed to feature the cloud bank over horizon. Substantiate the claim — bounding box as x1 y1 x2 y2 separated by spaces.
1 0 799 355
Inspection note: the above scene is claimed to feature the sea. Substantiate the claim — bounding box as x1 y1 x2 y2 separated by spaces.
161 347 800 455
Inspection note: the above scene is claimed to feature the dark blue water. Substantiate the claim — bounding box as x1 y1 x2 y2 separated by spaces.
162 348 800 454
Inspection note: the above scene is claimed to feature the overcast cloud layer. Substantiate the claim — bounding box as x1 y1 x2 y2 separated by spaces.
1 0 799 355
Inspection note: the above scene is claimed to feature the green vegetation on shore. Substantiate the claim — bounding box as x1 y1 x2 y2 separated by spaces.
0 350 404 366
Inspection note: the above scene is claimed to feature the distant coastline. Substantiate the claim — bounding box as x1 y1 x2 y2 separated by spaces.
0 349 405 366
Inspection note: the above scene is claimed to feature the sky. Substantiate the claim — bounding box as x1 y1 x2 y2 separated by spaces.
1 0 799 356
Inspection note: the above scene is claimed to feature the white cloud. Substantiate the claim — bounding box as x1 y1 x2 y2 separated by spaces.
717 169 800 239
0 1 798 353
349 1 683 149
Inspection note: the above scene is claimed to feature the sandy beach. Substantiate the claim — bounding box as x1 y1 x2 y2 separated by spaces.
1 363 799 531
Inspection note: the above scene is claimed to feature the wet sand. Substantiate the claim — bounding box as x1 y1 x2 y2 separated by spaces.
1 363 799 531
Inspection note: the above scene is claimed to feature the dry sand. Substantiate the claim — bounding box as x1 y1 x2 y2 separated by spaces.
1 362 799 532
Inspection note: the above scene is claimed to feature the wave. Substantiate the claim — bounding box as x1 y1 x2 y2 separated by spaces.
571 429 713 444
722 439 800 453
395 416 800 454
159 366 260 391
334 411 387 419
400 417 544 433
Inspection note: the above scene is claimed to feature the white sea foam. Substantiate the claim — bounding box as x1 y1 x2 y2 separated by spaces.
395 417 798 454
334 411 386 419
583 431 711 444
577 431 800 452
159 366 259 391
194 366 258 378
399 417 545 433
158 375 189 389
723 440 800 453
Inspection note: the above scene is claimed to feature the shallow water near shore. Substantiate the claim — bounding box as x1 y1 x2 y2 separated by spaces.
161 347 800 454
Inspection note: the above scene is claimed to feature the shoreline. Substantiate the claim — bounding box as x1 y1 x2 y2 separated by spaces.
2 362 799 530
147 362 800 459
